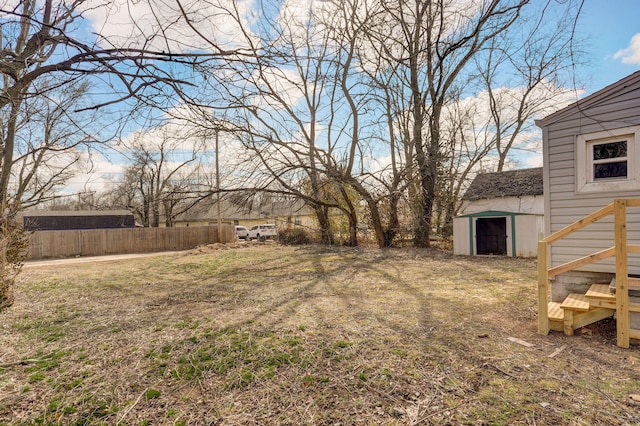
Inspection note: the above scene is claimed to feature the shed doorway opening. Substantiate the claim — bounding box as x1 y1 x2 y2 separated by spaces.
476 217 507 255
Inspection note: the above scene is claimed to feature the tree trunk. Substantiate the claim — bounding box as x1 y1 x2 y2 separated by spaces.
313 204 333 245
340 187 358 247
0 101 21 209
384 192 401 247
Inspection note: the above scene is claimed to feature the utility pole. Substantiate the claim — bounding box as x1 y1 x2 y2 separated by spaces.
215 129 222 242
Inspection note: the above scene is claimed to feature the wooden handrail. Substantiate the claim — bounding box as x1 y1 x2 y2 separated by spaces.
547 247 615 278
541 202 614 244
538 241 549 335
548 244 640 278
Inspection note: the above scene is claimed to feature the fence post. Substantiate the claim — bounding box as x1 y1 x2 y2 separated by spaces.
614 199 629 348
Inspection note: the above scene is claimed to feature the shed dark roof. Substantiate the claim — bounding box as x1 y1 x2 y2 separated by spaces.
463 168 543 201
22 210 135 231
23 210 133 217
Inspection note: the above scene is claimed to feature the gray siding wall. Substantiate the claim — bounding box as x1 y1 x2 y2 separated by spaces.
543 82 640 274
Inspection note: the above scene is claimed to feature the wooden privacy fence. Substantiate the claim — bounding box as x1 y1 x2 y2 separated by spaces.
27 225 234 260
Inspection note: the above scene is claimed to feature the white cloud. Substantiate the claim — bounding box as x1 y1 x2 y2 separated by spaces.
614 33 640 65
277 0 338 37
54 151 124 195
524 154 543 168
246 66 308 112
84 0 257 53
99 105 251 187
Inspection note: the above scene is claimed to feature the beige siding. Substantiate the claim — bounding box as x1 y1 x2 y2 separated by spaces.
459 195 543 216
514 215 544 257
541 75 640 274
453 217 470 255
453 213 543 258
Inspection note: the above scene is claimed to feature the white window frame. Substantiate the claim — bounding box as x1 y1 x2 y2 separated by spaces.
576 126 640 193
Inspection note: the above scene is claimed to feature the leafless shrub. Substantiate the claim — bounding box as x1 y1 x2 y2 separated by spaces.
278 227 314 245
0 216 29 312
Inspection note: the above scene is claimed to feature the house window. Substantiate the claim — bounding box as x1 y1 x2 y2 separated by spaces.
591 140 627 180
576 126 640 193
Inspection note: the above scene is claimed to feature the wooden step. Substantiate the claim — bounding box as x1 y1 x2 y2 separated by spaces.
585 284 615 302
558 293 614 336
548 302 564 321
548 302 564 332
586 283 640 311
560 293 589 312
609 277 640 296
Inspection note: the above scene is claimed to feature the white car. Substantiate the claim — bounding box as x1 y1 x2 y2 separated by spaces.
247 224 278 241
234 225 249 240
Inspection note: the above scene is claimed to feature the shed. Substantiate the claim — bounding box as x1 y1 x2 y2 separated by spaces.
453 167 544 257
23 210 135 231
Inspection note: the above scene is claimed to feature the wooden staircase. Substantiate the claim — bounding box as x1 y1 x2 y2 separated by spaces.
538 199 640 348
547 278 640 337
548 285 615 335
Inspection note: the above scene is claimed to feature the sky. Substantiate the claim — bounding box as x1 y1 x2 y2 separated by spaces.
58 0 640 196
577 0 640 95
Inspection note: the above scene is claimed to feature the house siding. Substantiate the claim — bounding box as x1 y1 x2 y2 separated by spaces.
540 72 640 274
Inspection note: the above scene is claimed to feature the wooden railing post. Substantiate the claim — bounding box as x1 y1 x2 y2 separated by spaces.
538 240 549 334
614 199 629 348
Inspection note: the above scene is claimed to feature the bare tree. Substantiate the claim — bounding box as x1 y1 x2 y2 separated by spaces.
0 0 247 214
324 0 406 248
478 4 581 172
359 0 582 247
431 1 581 234
196 1 346 244
0 0 250 309
104 125 213 227
1 79 97 209
434 96 497 236
194 0 414 248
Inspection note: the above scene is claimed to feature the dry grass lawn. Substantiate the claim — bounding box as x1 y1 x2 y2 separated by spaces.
1 244 639 425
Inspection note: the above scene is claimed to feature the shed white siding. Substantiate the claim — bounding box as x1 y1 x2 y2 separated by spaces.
539 72 640 274
514 215 545 257
459 195 544 216
453 213 543 258
453 217 470 255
